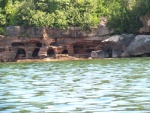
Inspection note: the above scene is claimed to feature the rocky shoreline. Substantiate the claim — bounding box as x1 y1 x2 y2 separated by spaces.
1 14 150 62
1 32 150 63
0 24 112 62
16 55 87 63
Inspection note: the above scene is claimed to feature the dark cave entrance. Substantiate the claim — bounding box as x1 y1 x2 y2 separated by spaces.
15 48 26 59
106 49 112 58
47 49 55 57
62 50 68 54
86 49 95 53
73 45 84 54
131 53 150 57
32 48 40 57
36 42 42 47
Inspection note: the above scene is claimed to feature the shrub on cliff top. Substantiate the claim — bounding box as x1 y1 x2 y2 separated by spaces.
1 0 150 33
0 14 6 35
3 0 99 30
0 14 6 26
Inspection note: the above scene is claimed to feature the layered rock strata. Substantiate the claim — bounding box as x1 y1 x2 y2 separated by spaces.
2 13 150 62
0 26 112 62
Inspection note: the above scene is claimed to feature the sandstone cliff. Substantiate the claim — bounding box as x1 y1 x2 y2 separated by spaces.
0 25 112 62
1 14 150 62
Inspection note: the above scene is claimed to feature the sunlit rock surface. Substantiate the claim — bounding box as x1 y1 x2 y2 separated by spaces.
122 35 150 57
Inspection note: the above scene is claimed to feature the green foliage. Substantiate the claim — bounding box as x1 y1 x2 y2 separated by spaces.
54 10 67 29
107 0 131 33
11 1 34 26
0 14 6 35
108 0 143 33
3 0 99 30
133 0 150 16
5 1 21 25
0 27 5 35
107 0 150 33
31 10 54 27
0 14 6 26
0 0 150 34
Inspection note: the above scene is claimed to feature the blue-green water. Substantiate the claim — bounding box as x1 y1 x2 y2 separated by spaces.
0 58 150 113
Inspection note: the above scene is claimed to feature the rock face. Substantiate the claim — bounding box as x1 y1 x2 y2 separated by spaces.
102 34 136 57
0 25 114 62
122 35 150 57
140 14 150 27
0 37 55 62
139 14 150 34
2 31 150 62
0 36 108 62
6 26 43 38
4 24 150 62
6 25 114 39
0 31 109 62
4 14 150 62
94 17 114 37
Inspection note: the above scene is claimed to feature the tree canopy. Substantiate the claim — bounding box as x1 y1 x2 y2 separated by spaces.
0 0 150 34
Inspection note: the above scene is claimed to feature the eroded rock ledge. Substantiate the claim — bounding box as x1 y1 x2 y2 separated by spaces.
0 25 113 62
1 14 150 62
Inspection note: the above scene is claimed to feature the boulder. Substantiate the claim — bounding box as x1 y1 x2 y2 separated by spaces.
112 50 122 58
122 35 150 57
102 34 136 57
91 50 109 58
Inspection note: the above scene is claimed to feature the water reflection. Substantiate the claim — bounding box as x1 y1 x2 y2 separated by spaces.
0 58 150 112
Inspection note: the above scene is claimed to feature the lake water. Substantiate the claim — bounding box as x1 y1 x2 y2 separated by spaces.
0 58 150 113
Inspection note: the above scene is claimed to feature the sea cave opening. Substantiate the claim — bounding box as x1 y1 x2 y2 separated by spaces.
47 49 55 57
36 42 42 47
32 48 40 57
86 49 95 53
73 45 84 54
106 49 112 58
62 50 68 54
15 48 26 59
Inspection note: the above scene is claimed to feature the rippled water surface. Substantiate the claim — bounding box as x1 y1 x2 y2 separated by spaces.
0 58 150 113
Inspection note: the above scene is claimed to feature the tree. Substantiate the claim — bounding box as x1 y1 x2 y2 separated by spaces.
1 0 150 34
